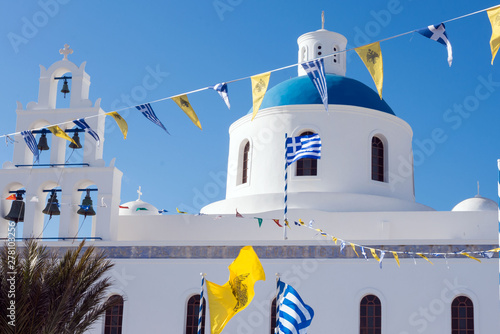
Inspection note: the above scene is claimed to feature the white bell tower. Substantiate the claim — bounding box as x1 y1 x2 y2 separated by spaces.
297 13 347 77
0 45 123 241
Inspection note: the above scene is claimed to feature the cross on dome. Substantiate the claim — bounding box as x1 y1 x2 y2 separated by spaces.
59 44 73 60
137 186 143 200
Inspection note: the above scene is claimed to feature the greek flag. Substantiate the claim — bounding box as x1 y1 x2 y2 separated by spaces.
275 279 314 334
286 134 321 166
418 23 453 66
301 58 328 111
136 103 169 134
73 119 100 145
210 82 230 109
21 130 39 163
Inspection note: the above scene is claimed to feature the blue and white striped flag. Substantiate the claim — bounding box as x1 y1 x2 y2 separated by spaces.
73 119 100 145
21 130 39 163
418 23 453 66
136 103 169 134
301 58 328 111
275 279 314 334
210 82 230 109
286 134 321 166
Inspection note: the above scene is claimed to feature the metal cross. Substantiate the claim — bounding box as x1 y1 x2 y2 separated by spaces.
137 186 142 200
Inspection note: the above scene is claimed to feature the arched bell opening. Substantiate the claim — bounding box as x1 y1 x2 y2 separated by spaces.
2 183 26 239
75 184 98 239
55 71 72 109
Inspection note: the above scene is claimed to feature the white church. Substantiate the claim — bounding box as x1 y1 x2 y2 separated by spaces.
1 24 499 334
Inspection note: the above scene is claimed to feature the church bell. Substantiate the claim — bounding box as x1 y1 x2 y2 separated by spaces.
4 192 25 223
42 191 60 218
77 189 96 217
37 133 50 151
69 131 82 149
61 78 70 98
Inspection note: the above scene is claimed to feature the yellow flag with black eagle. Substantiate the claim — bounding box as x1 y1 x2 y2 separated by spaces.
206 246 265 334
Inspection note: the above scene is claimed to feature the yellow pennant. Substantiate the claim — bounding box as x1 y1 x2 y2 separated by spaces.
332 236 337 245
370 248 380 262
488 6 500 64
47 125 77 146
487 247 500 252
176 207 187 214
461 252 481 263
392 252 400 268
416 253 433 265
350 243 359 257
106 112 128 139
355 42 383 99
251 72 271 120
298 219 305 225
206 246 265 334
172 94 202 130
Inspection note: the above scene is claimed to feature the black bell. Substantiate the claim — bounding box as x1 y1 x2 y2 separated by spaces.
69 132 82 149
61 78 70 98
4 192 25 223
37 133 50 151
77 189 96 217
42 192 60 218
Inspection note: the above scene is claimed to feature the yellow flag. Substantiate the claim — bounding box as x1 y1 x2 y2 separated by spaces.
251 72 271 120
392 252 400 268
355 42 383 99
206 246 265 334
487 6 500 64
461 252 481 263
350 243 359 258
172 94 202 130
370 248 380 262
416 253 433 265
47 126 77 146
487 247 500 252
176 207 187 214
106 112 128 139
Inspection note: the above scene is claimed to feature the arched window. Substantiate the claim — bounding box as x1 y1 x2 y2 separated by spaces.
296 131 317 176
270 297 277 334
104 295 124 334
452 296 474 333
360 294 381 334
186 295 206 334
242 142 250 184
371 136 384 182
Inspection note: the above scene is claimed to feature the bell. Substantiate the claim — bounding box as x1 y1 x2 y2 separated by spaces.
61 78 70 98
37 133 50 151
42 192 60 218
69 132 82 149
4 192 25 223
77 189 96 217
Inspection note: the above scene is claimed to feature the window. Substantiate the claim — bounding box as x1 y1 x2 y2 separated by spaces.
270 297 277 334
371 136 384 182
242 142 250 184
104 295 124 334
296 131 317 176
452 296 474 333
360 294 381 334
186 295 206 334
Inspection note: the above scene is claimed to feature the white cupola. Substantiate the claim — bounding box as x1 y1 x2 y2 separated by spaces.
297 14 347 76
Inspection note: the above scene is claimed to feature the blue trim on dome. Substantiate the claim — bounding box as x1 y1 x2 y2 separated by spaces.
251 74 394 115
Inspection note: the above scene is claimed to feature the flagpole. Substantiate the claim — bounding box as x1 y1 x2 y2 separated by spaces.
274 273 281 334
284 133 288 240
198 273 206 334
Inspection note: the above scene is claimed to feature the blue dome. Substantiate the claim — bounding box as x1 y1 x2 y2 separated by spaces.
253 74 394 115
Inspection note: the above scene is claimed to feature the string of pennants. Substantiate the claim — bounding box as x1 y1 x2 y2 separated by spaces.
3 5 500 156
179 208 500 268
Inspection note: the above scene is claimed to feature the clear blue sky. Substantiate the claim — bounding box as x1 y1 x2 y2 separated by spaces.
1 1 500 236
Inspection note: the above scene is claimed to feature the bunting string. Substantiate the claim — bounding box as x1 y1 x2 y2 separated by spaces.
1 4 499 142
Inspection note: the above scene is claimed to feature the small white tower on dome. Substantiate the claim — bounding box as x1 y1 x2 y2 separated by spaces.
297 12 347 77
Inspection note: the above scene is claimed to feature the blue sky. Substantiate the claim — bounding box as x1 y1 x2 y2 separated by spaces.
1 0 500 236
